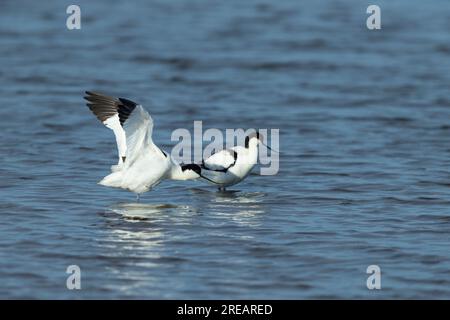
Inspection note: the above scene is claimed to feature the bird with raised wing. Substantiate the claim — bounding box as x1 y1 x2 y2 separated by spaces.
84 91 200 199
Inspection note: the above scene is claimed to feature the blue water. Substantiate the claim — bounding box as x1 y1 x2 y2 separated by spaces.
1 0 450 299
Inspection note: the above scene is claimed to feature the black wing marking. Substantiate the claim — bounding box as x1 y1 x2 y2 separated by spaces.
180 163 221 184
200 150 238 173
84 91 138 126
117 97 138 125
181 164 201 175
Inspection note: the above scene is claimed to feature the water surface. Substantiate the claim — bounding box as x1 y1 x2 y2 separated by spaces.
1 0 450 299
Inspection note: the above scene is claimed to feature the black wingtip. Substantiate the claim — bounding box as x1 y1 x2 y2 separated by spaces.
84 91 95 102
118 97 138 108
181 164 201 175
85 90 108 98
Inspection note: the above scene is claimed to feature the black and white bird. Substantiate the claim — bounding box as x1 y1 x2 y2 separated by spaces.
84 91 200 198
182 132 271 191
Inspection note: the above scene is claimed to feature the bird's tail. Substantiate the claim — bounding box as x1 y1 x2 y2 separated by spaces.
98 171 124 188
170 163 201 180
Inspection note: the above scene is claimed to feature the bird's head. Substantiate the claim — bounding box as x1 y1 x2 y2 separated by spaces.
245 131 278 153
245 131 263 148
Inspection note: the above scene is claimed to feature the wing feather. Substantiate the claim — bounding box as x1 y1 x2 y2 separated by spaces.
103 114 127 163
84 91 161 168
123 105 156 166
202 149 237 172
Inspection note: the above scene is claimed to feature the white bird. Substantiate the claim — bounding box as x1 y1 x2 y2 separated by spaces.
185 132 273 191
84 91 200 198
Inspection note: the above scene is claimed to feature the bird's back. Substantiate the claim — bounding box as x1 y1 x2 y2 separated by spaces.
120 149 171 193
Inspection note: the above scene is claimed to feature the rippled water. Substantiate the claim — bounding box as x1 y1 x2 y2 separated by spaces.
1 0 450 299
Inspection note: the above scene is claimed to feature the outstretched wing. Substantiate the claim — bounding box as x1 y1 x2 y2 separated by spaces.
202 149 237 172
84 91 156 166
122 104 159 166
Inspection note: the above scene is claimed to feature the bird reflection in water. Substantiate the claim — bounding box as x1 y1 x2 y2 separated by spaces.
96 202 196 296
96 191 267 294
190 188 267 228
98 202 196 262
99 189 267 253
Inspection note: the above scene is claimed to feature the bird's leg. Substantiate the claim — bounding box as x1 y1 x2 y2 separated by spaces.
136 193 140 202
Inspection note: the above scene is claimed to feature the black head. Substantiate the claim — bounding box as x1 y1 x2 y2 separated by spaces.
181 164 201 175
245 131 262 148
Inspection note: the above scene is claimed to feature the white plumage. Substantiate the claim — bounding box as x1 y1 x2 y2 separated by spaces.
191 132 265 191
84 91 199 196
